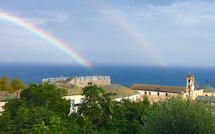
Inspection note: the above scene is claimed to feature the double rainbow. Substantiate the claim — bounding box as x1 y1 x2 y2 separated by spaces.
0 12 92 69
97 1 167 66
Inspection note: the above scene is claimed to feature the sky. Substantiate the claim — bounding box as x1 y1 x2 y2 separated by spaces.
0 0 215 68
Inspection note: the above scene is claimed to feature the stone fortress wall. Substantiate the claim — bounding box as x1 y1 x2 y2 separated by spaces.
42 76 111 88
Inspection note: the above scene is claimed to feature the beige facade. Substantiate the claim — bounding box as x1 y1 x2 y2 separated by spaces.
130 73 198 103
192 85 215 100
73 78 110 88
114 94 140 102
136 90 183 103
202 92 215 96
137 90 176 96
191 89 204 100
131 73 215 102
130 85 187 103
0 102 7 115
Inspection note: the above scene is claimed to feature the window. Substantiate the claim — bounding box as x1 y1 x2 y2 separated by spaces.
166 93 168 97
206 94 208 96
149 92 151 95
71 99 75 110
145 91 147 95
80 98 83 103
157 92 159 96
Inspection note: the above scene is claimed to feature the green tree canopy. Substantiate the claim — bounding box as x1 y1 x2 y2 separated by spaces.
77 82 116 132
0 76 12 92
20 83 70 118
143 96 215 134
11 78 25 92
0 83 71 133
2 82 215 134
111 95 150 133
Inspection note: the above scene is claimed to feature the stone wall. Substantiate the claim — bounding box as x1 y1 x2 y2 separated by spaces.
75 79 110 88
0 91 9 95
43 76 111 88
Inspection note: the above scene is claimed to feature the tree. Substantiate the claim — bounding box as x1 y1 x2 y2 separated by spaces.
11 78 25 92
0 76 12 91
0 111 14 134
13 106 56 133
1 83 71 133
20 83 70 118
77 82 116 132
142 96 215 134
3 99 21 120
33 115 80 134
110 95 150 134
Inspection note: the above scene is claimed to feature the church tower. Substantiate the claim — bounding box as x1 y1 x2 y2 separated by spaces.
186 72 195 93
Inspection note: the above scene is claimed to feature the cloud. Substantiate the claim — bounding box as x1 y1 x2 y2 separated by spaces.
26 14 69 26
0 11 70 26
125 1 215 26
36 10 69 23
98 1 215 66
22 18 52 25
0 11 72 64
100 1 215 41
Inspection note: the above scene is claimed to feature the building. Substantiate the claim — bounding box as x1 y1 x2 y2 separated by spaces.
192 85 215 100
63 84 140 112
130 73 199 102
42 76 111 88
130 84 187 102
45 76 140 112
0 76 140 114
130 72 215 102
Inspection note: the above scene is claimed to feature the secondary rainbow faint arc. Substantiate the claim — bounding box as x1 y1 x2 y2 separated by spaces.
97 1 167 66
0 12 92 69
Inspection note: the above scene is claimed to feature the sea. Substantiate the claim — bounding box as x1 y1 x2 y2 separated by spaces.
0 63 215 88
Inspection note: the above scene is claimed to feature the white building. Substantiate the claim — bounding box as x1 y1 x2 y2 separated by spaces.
45 76 140 113
130 73 197 102
63 84 140 113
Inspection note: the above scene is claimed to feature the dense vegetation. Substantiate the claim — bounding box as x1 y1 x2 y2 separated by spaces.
0 83 215 134
0 76 25 92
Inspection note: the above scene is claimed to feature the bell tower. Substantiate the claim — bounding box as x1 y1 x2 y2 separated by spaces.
186 72 195 93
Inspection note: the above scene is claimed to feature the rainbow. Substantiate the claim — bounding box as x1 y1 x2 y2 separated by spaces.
0 11 92 69
97 2 167 66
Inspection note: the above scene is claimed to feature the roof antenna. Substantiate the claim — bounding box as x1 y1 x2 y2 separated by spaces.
206 80 208 85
